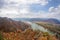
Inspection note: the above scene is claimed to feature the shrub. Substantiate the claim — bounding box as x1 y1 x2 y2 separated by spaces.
0 33 4 40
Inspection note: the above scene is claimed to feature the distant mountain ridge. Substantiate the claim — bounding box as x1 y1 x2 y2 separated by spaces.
13 18 60 24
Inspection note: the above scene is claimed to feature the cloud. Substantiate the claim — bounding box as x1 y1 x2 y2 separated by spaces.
48 5 60 19
0 0 49 18
0 8 19 18
49 7 55 12
5 0 48 5
24 5 60 19
0 0 48 8
0 0 60 20
0 0 48 9
2 0 49 9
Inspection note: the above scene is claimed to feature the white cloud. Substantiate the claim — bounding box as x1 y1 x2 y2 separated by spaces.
18 8 29 15
24 5 60 19
49 7 55 12
17 11 49 18
0 8 19 18
1 0 60 20
5 0 48 5
0 0 49 18
48 5 60 19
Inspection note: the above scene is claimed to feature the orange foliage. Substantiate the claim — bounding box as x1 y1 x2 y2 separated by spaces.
2 29 58 40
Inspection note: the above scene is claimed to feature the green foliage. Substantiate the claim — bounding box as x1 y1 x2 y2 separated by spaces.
43 32 49 37
0 33 4 40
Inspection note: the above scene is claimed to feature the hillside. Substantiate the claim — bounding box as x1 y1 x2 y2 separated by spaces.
0 17 31 32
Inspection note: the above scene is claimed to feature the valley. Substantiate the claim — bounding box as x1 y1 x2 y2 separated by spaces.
0 17 59 40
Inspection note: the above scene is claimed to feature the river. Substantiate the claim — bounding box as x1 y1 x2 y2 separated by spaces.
24 21 54 35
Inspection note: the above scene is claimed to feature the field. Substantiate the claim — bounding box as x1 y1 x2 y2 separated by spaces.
36 22 60 39
36 22 60 33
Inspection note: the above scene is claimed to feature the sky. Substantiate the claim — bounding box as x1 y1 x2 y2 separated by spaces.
0 0 60 19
